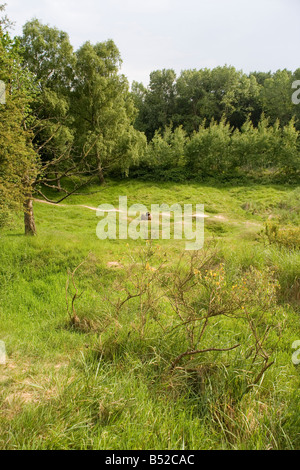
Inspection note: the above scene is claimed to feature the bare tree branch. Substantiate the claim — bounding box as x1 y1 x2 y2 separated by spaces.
170 344 241 370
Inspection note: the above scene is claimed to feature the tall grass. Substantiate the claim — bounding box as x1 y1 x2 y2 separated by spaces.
0 181 299 449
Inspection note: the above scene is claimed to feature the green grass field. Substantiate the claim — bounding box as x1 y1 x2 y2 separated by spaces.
0 180 299 450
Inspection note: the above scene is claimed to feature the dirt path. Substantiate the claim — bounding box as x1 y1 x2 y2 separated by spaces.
34 199 209 217
33 198 262 227
34 199 99 212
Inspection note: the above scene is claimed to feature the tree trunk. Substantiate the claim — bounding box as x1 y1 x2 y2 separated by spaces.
97 164 105 185
55 172 62 192
24 198 37 235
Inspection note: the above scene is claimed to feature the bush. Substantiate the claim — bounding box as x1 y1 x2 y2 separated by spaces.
70 244 282 398
135 115 300 183
265 222 300 249
185 118 232 176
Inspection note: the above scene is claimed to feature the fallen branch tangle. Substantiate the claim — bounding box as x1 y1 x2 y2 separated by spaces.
170 344 241 370
66 247 279 395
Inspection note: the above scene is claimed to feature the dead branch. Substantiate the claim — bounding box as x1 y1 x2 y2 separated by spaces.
170 344 241 370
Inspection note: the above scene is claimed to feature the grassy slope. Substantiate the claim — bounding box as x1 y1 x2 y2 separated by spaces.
0 180 299 450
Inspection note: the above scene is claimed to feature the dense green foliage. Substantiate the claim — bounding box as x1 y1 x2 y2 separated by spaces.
130 67 300 183
71 40 145 182
135 116 299 182
0 8 38 226
19 19 76 166
132 66 300 138
18 19 146 184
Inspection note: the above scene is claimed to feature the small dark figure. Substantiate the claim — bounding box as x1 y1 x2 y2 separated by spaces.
141 212 151 221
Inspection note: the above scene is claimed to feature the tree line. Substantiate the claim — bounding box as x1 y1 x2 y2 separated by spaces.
132 67 300 139
0 7 299 234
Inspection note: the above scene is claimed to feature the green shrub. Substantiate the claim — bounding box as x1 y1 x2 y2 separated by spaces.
265 222 300 249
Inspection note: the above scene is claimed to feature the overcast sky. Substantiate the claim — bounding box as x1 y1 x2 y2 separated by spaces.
4 0 300 86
